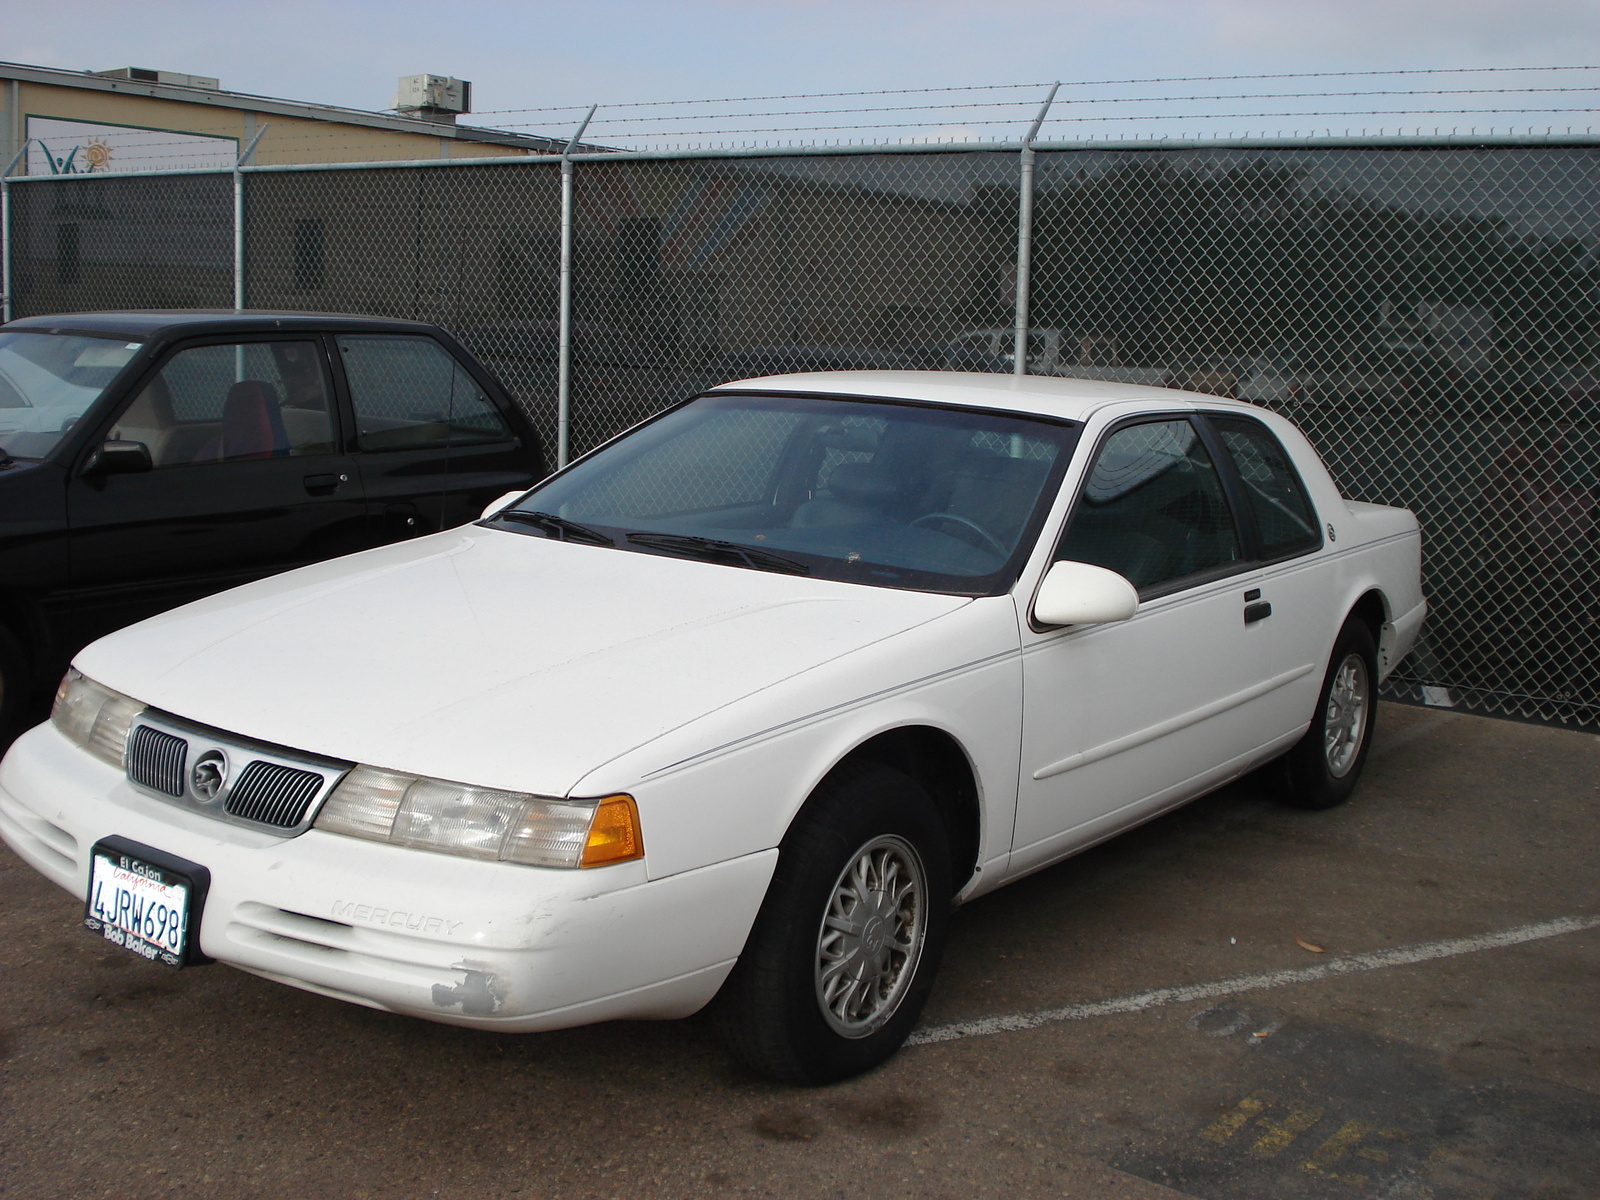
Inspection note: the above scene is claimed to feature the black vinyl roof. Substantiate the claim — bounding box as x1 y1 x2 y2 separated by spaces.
2 310 444 341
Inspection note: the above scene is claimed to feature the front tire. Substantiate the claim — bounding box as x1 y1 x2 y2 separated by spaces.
1282 617 1378 810
0 625 28 746
715 761 951 1084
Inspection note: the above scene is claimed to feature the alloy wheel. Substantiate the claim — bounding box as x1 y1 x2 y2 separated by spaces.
1323 651 1370 778
814 835 928 1037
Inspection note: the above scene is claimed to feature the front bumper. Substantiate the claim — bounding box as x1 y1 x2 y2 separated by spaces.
0 723 776 1032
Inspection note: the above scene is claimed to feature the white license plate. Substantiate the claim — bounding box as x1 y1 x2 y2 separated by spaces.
84 841 199 968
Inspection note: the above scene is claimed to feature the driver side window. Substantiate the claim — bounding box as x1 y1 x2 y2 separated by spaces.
1055 418 1241 591
109 341 335 468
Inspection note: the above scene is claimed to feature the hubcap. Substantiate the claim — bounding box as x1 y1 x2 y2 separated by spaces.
814 835 927 1038
1323 651 1370 778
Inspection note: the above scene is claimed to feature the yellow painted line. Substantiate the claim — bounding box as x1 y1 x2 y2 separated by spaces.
1201 1092 1272 1144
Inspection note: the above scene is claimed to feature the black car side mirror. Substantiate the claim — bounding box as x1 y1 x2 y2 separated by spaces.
84 439 154 476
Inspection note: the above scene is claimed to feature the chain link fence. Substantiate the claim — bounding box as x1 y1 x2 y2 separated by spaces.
241 162 565 443
1026 145 1600 730
7 171 233 312
565 152 1019 452
4 140 1597 730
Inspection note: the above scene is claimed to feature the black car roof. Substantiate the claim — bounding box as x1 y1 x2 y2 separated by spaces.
2 310 444 340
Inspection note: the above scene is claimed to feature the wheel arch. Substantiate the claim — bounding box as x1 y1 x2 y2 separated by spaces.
1347 587 1392 675
813 724 983 898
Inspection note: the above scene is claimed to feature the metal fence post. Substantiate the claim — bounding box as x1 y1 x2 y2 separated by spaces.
557 105 597 468
1013 83 1059 376
232 126 268 311
0 141 28 324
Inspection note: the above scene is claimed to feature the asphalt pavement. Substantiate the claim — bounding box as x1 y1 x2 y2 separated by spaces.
1 702 1595 1200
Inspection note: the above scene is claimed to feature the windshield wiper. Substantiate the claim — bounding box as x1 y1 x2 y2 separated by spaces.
495 510 614 546
625 532 811 575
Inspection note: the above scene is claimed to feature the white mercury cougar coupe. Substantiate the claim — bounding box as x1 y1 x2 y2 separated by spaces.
0 371 1424 1083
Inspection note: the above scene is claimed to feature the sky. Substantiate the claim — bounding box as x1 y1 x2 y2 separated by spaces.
5 0 1600 144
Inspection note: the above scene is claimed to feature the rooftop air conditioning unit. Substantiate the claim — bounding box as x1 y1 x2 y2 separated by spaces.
93 67 220 90
393 74 471 123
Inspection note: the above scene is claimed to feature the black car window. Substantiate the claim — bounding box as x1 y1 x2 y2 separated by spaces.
110 341 334 468
1210 416 1321 558
1055 418 1241 591
337 335 511 451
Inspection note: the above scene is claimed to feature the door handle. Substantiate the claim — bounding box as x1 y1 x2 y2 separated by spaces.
303 472 349 495
1244 601 1273 624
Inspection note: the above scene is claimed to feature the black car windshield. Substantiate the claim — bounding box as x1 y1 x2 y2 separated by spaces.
0 332 143 458
493 391 1079 595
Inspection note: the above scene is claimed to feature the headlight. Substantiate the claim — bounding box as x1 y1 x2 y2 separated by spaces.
52 669 144 768
314 765 643 869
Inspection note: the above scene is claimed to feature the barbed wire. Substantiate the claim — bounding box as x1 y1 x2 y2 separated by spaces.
586 107 1595 137
476 67 1600 150
472 65 1600 115
482 86 1600 132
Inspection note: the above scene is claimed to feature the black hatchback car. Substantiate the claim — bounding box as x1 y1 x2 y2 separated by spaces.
0 311 547 731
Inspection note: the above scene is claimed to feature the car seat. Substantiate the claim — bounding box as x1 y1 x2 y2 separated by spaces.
109 376 198 467
791 460 902 528
196 381 291 461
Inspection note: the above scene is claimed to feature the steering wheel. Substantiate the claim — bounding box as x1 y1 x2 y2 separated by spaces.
909 511 1008 557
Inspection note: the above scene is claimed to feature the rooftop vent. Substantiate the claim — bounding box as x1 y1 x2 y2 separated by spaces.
393 74 471 124
93 67 220 90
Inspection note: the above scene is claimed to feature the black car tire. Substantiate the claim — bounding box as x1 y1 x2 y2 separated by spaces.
714 761 951 1085
1281 617 1379 810
0 624 29 743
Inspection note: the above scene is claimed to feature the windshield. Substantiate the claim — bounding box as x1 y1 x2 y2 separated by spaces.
492 392 1078 595
0 332 142 458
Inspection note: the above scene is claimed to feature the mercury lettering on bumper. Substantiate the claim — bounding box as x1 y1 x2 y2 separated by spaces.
331 900 463 937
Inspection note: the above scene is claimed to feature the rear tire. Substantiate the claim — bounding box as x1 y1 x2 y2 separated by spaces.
715 761 951 1085
1281 617 1378 810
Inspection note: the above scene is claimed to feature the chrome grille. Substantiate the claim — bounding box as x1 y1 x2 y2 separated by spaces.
122 710 350 835
224 760 325 829
126 725 187 797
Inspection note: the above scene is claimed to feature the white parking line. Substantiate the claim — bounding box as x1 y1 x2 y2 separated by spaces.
909 915 1600 1046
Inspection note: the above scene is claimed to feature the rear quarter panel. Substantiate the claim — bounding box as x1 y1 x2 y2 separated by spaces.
1253 409 1426 706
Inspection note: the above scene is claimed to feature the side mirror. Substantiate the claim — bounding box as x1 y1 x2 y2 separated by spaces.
1032 560 1139 628
84 439 153 476
480 490 526 521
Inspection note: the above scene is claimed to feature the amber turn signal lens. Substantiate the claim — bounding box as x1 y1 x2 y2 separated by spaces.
580 794 644 867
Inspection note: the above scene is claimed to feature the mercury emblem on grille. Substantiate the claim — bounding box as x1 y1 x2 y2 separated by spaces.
190 750 228 802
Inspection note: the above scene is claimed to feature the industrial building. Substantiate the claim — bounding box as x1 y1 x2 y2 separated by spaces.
0 60 562 174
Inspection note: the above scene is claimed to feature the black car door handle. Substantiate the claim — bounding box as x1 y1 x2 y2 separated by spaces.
303 473 348 495
1244 601 1273 624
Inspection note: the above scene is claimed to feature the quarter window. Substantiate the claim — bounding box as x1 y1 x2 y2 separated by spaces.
1055 418 1241 591
1210 416 1320 558
337 335 510 451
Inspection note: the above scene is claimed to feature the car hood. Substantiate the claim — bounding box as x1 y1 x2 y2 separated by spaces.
77 526 971 796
